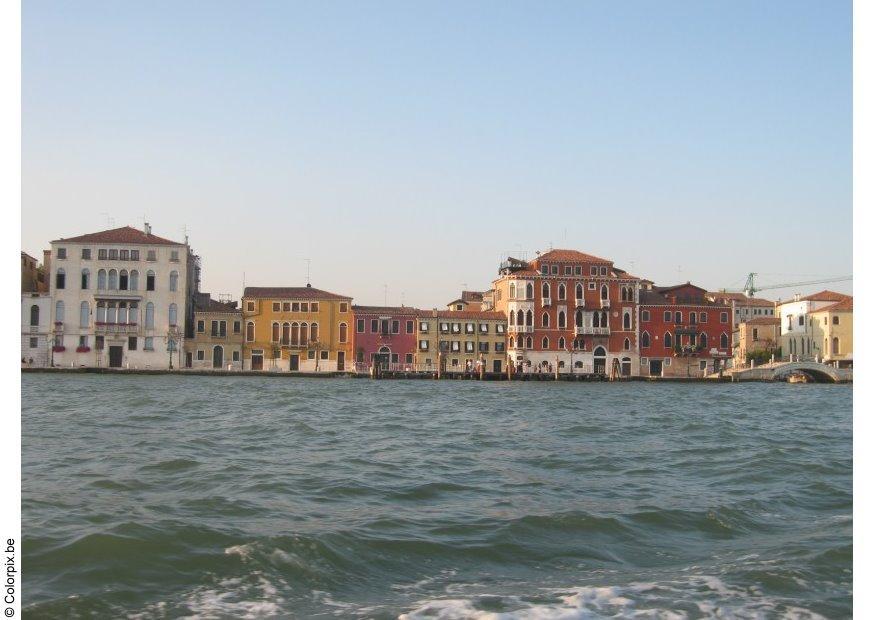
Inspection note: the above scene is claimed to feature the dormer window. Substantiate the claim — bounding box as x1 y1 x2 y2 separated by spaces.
590 266 598 276
540 265 548 275
551 265 559 275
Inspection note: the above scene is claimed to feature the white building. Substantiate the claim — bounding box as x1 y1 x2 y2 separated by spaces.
776 290 850 361
47 225 200 368
21 292 52 367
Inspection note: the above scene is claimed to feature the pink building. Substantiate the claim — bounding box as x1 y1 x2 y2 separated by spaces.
351 306 420 371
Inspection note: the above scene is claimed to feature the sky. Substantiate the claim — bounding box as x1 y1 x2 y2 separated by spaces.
22 0 852 307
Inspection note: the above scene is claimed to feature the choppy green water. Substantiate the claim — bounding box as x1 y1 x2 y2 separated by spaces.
22 375 851 618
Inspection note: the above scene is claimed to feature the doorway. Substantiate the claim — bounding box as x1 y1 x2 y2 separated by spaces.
185 352 192 368
374 346 390 370
337 351 345 371
251 353 263 370
212 345 223 369
492 359 502 373
108 345 123 368
621 357 632 377
593 346 607 374
289 354 299 371
649 359 663 376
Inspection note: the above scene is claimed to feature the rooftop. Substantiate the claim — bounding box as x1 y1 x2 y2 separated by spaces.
52 225 184 246
814 297 853 313
352 305 420 315
244 285 351 301
417 309 506 320
708 292 775 306
797 290 851 303
742 317 781 326
535 248 612 264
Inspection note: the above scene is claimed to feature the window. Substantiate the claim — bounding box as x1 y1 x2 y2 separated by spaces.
642 310 650 321
56 248 67 259
371 319 379 333
721 312 729 323
590 266 598 275
147 250 157 261
700 312 707 323
109 249 119 260
271 322 280 341
600 284 608 300
540 266 548 276
169 303 178 326
340 302 348 312
623 312 631 330
600 267 607 276
233 351 240 362
478 342 489 353
169 271 178 292
339 323 348 343
197 320 205 333
146 271 155 291
273 302 281 312
642 332 650 347
420 321 429 332
699 333 708 349
81 248 91 260
107 269 118 290
310 324 319 341
509 283 516 299
564 266 572 275
588 282 596 290
833 316 840 325
357 319 365 333
130 270 139 290
119 269 129 290
526 283 534 299
55 268 66 289
128 336 138 350
81 269 90 289
170 250 179 262
144 337 153 350
479 323 488 334
558 311 566 329
753 328 759 340
689 312 696 324
247 301 255 312
392 320 400 334
465 323 474 334
246 322 255 341
664 332 672 348
55 300 65 323
311 303 319 312
406 320 414 334
320 350 329 360
282 302 291 312
465 341 475 353
624 338 630 350
120 250 129 261
558 283 566 300
98 249 108 260
29 337 38 348
675 311 682 324
451 323 461 334
798 315 804 326
233 321 241 334
301 303 309 312
551 266 558 275
720 333 729 348
405 353 414 364
542 282 550 298
526 336 533 349
131 250 139 261
197 350 205 361
542 337 549 349
29 304 39 326
419 339 429 351
80 302 89 328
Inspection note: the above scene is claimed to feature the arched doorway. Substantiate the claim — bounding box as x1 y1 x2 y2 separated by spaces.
212 345 224 369
375 346 391 370
621 357 632 377
593 346 607 374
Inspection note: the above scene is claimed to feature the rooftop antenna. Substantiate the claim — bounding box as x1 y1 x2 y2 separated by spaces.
100 212 114 228
181 224 189 245
304 259 311 285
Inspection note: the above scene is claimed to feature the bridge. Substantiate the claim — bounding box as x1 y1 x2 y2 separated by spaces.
723 361 851 383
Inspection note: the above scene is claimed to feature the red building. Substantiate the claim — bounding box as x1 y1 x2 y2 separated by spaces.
638 283 733 377
351 306 419 372
491 249 641 376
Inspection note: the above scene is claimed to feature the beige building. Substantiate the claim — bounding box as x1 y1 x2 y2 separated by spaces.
414 309 507 374
445 291 485 312
21 251 47 293
735 317 780 365
185 293 243 370
809 297 853 367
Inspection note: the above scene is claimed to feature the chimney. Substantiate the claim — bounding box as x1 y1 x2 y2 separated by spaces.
794 293 801 302
144 222 152 235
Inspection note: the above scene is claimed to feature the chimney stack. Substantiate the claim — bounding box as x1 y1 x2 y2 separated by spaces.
144 222 151 235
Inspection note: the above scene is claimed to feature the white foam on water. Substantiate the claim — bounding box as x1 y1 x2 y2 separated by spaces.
397 575 830 620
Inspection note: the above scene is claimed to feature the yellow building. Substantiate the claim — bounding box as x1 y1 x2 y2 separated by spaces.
414 309 507 374
185 293 243 370
809 297 853 367
734 317 780 365
242 285 353 372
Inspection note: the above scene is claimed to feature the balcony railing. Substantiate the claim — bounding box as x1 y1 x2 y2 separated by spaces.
600 299 610 308
575 298 585 308
509 324 534 333
542 297 552 307
94 322 139 333
575 326 610 336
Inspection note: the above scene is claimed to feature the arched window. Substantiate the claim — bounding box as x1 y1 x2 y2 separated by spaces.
30 304 39 326
108 269 118 290
623 338 630 350
664 332 672 348
576 283 583 300
509 284 516 299
526 283 533 299
310 323 319 342
169 303 178 327
339 323 348 343
119 269 129 290
699 333 708 349
720 333 728 348
593 312 601 328
642 331 650 347
300 322 309 344
623 311 631 330
542 337 549 349
118 302 127 324
81 268 90 290
97 269 107 290
145 302 155 329
96 301 106 323
169 271 179 292
282 322 290 344
246 321 255 342
525 336 533 349
55 300 64 323
129 302 138 324
55 268 66 290
79 301 89 328
509 311 516 326
542 282 550 298
509 336 515 348
558 337 565 349
107 302 116 324
601 311 608 326
517 309 524 325
525 310 533 326
832 337 839 355
146 270 156 291
271 322 280 342
541 312 550 328
600 284 608 300
558 310 566 329
558 283 566 300
575 309 584 327
130 270 139 291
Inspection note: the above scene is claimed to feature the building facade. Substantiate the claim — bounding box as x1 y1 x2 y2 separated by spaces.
242 285 353 372
776 290 850 361
707 292 776 328
491 249 641 375
414 309 507 373
21 251 47 293
809 297 853 367
47 225 197 368
734 317 781 365
185 293 243 370
351 306 419 372
21 292 52 366
638 283 733 377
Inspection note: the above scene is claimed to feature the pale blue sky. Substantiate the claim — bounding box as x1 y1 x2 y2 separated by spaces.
22 1 852 307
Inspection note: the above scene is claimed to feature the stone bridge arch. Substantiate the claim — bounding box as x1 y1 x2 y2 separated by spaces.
772 361 841 383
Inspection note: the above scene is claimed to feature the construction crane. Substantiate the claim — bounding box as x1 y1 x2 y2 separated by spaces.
739 273 852 297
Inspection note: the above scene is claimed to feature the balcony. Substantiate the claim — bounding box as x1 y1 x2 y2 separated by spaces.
575 326 610 336
600 299 610 308
542 297 552 307
53 322 64 333
509 324 534 333
575 298 585 308
95 322 139 334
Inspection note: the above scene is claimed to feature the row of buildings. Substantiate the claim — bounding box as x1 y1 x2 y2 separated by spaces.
22 225 853 376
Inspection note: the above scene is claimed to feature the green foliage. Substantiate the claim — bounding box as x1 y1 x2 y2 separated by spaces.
746 349 773 365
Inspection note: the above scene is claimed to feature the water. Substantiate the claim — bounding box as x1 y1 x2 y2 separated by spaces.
22 375 851 619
